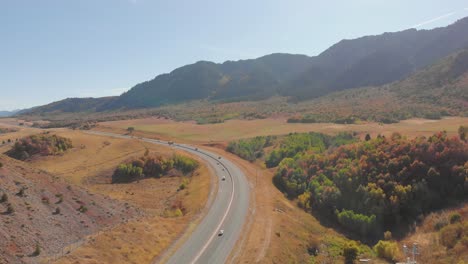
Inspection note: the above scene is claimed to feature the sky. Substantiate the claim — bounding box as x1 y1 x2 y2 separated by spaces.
1 0 468 110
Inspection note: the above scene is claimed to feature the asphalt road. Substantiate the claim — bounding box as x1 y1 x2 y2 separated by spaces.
86 131 250 264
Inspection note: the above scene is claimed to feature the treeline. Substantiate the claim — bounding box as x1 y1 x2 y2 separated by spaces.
274 132 468 239
226 136 275 161
0 127 17 134
266 132 357 168
112 153 199 183
6 134 73 160
226 132 357 165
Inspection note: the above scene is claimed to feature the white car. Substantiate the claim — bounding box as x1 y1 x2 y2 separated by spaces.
218 229 224 236
222 176 226 181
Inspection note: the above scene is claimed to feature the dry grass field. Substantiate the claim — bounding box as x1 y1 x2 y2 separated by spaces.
97 117 468 143
0 124 213 264
40 131 212 264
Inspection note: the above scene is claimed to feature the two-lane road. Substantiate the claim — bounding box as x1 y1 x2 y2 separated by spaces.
86 131 250 264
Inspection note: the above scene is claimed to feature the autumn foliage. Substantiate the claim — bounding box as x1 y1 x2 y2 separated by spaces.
112 154 199 183
6 134 73 160
274 132 468 239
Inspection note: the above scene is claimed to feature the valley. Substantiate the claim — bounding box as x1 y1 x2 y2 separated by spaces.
2 5 468 263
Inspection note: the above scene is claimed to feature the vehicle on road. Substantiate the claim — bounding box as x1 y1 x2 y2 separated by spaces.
222 176 226 181
218 229 224 236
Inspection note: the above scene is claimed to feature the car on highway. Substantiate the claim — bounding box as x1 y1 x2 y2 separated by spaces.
222 176 226 181
218 229 224 236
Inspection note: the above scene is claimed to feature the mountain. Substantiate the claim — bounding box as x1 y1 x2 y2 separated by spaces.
22 97 117 115
0 110 20 117
20 16 468 114
292 48 468 123
283 16 468 99
105 53 315 109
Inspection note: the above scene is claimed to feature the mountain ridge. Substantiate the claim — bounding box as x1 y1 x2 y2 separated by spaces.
19 16 468 116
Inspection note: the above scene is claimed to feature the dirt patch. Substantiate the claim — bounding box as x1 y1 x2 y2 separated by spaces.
0 155 141 264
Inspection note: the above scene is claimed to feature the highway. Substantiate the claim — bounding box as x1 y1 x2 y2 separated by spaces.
86 131 250 264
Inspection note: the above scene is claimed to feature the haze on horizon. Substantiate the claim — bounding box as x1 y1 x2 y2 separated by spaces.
1 0 468 110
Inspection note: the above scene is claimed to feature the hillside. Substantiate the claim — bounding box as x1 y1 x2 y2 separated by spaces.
0 155 141 263
113 17 468 108
23 97 117 115
284 16 468 99
290 49 468 123
0 110 19 117
20 16 468 114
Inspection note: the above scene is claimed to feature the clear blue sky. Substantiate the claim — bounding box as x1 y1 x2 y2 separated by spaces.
1 0 468 110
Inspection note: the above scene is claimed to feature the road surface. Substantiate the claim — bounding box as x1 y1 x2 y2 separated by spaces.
86 131 250 264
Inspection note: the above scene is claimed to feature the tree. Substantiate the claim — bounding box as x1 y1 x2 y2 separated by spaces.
459 125 467 141
343 241 359 264
33 243 41 256
0 193 7 203
6 203 14 214
365 133 371 141
373 240 399 261
127 127 135 134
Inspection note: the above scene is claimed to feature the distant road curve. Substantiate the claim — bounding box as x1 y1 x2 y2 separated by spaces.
86 131 250 264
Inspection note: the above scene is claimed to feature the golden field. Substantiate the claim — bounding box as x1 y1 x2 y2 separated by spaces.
97 117 468 143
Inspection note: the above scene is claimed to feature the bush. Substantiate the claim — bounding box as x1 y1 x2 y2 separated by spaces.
6 134 73 160
112 154 198 183
6 203 14 214
0 162 3 168
54 207 61 215
77 205 88 213
343 241 360 264
384 231 392 241
450 213 462 224
373 240 399 261
112 164 143 183
440 224 463 248
173 155 199 174
0 193 7 203
33 243 41 256
226 136 274 162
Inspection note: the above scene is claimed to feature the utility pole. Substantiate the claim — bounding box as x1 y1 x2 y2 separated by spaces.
402 243 419 264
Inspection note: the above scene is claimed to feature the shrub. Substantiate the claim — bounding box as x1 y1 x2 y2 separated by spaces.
6 203 14 214
54 207 61 215
450 213 462 224
6 134 73 160
0 193 7 203
173 155 199 174
77 205 88 213
343 241 360 264
440 224 463 249
112 164 143 183
384 231 392 241
16 187 25 197
0 162 3 168
113 154 198 183
33 243 41 256
373 240 399 261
